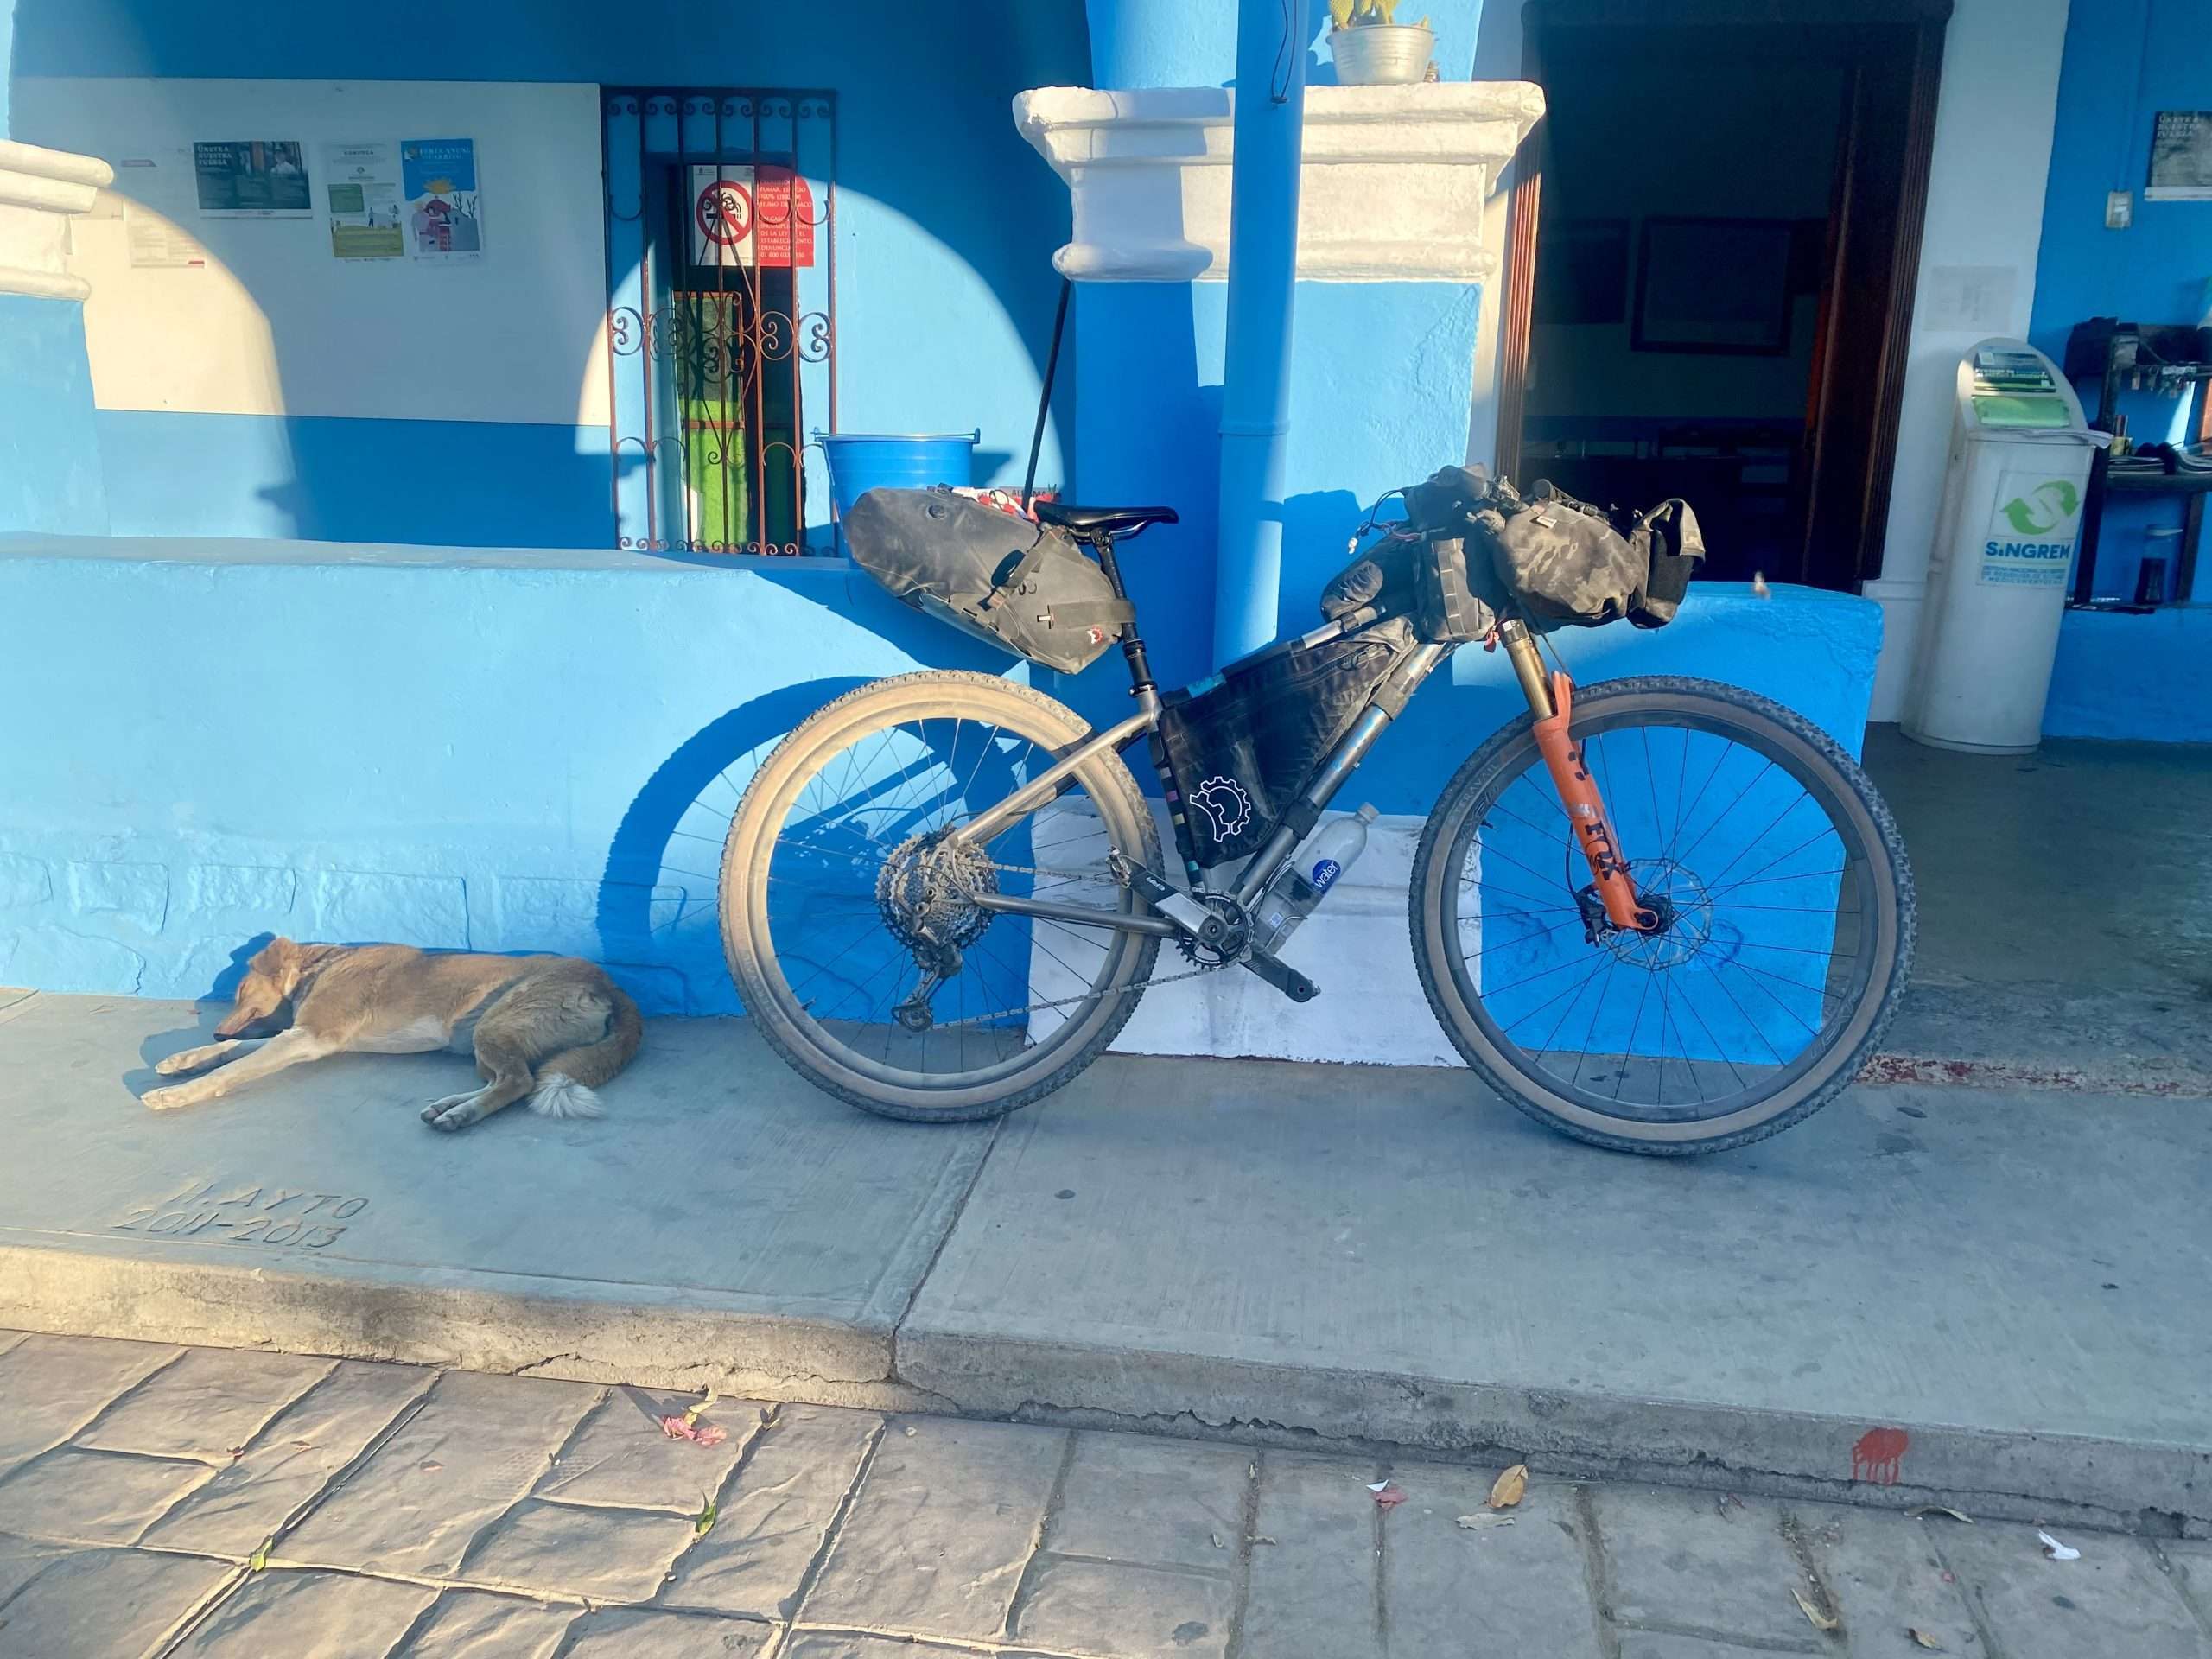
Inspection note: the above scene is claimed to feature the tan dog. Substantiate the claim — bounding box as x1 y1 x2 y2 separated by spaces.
143 938 643 1132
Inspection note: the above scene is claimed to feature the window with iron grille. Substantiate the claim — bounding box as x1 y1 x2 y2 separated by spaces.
601 89 836 555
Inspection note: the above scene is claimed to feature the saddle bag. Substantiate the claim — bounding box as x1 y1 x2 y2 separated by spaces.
1155 619 1414 868
843 486 1133 674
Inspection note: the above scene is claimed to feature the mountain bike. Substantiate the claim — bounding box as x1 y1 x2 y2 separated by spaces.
719 486 1914 1154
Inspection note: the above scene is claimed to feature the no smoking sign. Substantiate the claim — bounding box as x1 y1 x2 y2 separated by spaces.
695 177 755 253
687 165 816 270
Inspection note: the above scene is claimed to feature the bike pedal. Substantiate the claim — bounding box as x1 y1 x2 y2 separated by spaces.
1243 948 1319 1003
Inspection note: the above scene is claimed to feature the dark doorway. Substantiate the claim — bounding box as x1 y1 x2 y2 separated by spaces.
1496 1 1951 590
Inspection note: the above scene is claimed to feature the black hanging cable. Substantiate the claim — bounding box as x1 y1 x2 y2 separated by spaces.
1273 0 1297 103
1022 276 1072 511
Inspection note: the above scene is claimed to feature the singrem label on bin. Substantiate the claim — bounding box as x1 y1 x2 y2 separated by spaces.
1980 469 2079 588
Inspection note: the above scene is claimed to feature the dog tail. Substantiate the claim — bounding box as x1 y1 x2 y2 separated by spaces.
529 983 644 1119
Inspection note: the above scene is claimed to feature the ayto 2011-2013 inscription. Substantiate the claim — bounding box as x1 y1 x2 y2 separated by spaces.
112 1179 367 1250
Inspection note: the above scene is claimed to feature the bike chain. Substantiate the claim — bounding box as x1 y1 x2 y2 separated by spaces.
924 855 1230 1031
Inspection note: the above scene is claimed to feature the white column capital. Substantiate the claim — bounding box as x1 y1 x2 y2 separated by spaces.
0 139 117 302
1013 82 1545 283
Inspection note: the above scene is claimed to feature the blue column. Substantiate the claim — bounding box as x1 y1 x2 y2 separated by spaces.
0 0 111 534
1211 0 1306 664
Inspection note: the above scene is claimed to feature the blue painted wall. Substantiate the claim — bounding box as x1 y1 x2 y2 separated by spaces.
0 296 107 535
8 0 1089 545
1090 0 1488 87
96 411 612 546
0 537 1027 1012
2024 0 2212 738
2028 0 2211 605
0 537 1878 1005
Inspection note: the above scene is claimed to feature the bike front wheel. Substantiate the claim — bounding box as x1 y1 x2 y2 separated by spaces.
721 671 1163 1122
1411 675 1915 1154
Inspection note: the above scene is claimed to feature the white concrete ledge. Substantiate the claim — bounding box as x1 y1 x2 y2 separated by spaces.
1013 82 1545 283
0 139 116 303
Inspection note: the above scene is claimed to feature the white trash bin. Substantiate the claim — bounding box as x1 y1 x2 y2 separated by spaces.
1904 337 2111 754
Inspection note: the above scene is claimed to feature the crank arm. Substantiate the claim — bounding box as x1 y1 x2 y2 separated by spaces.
1241 946 1319 1003
1120 866 1235 949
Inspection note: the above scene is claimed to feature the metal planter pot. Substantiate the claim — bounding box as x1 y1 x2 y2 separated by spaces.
1328 24 1434 86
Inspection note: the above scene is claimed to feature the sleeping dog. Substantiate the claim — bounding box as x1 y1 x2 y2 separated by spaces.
143 937 642 1132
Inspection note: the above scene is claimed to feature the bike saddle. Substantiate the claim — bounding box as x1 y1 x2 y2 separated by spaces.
1034 501 1180 537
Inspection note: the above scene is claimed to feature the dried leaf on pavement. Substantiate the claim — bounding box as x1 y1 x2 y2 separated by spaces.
1909 1629 1947 1650
2038 1529 2082 1560
1792 1587 1840 1632
1373 1482 1408 1509
1456 1512 1516 1531
1487 1464 1529 1510
694 1491 718 1536
682 1389 715 1428
1908 1505 1973 1523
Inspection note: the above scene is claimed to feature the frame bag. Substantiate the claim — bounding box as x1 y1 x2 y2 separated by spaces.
1155 620 1414 868
843 487 1133 674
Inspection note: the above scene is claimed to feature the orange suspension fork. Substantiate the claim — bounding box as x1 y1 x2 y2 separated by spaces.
1498 620 1658 933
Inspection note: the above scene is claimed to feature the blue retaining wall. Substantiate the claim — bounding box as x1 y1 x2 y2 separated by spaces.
8 0 1088 545
0 537 1879 1007
0 538 1025 1013
0 295 107 535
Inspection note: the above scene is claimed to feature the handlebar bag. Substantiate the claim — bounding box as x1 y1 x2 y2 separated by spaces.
1474 482 1704 630
844 486 1133 674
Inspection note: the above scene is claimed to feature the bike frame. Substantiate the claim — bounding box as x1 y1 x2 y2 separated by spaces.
955 527 1657 942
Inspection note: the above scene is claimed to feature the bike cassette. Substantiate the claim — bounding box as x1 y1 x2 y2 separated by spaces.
876 834 998 953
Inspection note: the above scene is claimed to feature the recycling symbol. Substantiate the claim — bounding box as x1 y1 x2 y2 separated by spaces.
2000 479 2080 537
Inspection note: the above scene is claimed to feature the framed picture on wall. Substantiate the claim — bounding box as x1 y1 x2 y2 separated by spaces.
1535 217 1630 325
1632 216 1794 355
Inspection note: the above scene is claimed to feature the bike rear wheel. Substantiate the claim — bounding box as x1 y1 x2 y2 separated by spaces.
1411 675 1914 1154
721 671 1162 1122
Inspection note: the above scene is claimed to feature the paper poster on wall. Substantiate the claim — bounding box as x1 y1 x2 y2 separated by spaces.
193 140 313 217
323 142 404 259
401 138 484 262
2146 111 2212 200
687 165 817 269
1980 468 2082 588
114 155 212 267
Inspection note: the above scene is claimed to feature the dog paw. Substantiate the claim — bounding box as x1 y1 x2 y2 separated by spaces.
423 1093 482 1132
156 1046 212 1076
143 1085 194 1111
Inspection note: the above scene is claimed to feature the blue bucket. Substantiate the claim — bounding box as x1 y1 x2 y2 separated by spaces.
817 429 981 518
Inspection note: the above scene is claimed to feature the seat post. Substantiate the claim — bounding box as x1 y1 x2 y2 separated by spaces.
1089 531 1157 697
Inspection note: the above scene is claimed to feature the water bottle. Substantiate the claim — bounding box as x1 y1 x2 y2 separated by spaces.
1249 804 1378 957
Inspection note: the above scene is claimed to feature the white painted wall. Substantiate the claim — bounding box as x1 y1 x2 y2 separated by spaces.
1865 0 2069 721
13 78 607 428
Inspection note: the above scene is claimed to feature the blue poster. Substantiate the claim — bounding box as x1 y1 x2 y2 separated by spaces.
400 137 483 261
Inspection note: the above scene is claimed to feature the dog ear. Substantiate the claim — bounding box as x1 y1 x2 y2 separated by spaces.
252 937 304 995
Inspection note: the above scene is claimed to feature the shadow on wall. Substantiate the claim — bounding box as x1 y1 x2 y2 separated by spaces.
595 676 871 1016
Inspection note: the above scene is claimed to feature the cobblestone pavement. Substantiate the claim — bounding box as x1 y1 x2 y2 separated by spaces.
1 1331 2207 1658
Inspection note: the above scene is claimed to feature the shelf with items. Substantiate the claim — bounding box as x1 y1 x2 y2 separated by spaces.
2063 318 2212 608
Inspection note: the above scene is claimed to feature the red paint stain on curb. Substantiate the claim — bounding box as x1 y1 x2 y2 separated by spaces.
1852 1427 1909 1484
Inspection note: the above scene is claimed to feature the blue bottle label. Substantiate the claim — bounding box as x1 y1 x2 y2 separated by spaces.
1309 857 1343 893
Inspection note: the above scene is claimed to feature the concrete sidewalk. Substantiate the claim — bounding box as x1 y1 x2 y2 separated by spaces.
2 990 2208 1536
8 1330 2211 1659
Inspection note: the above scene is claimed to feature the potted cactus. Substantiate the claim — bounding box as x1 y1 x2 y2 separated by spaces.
1327 0 1434 85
